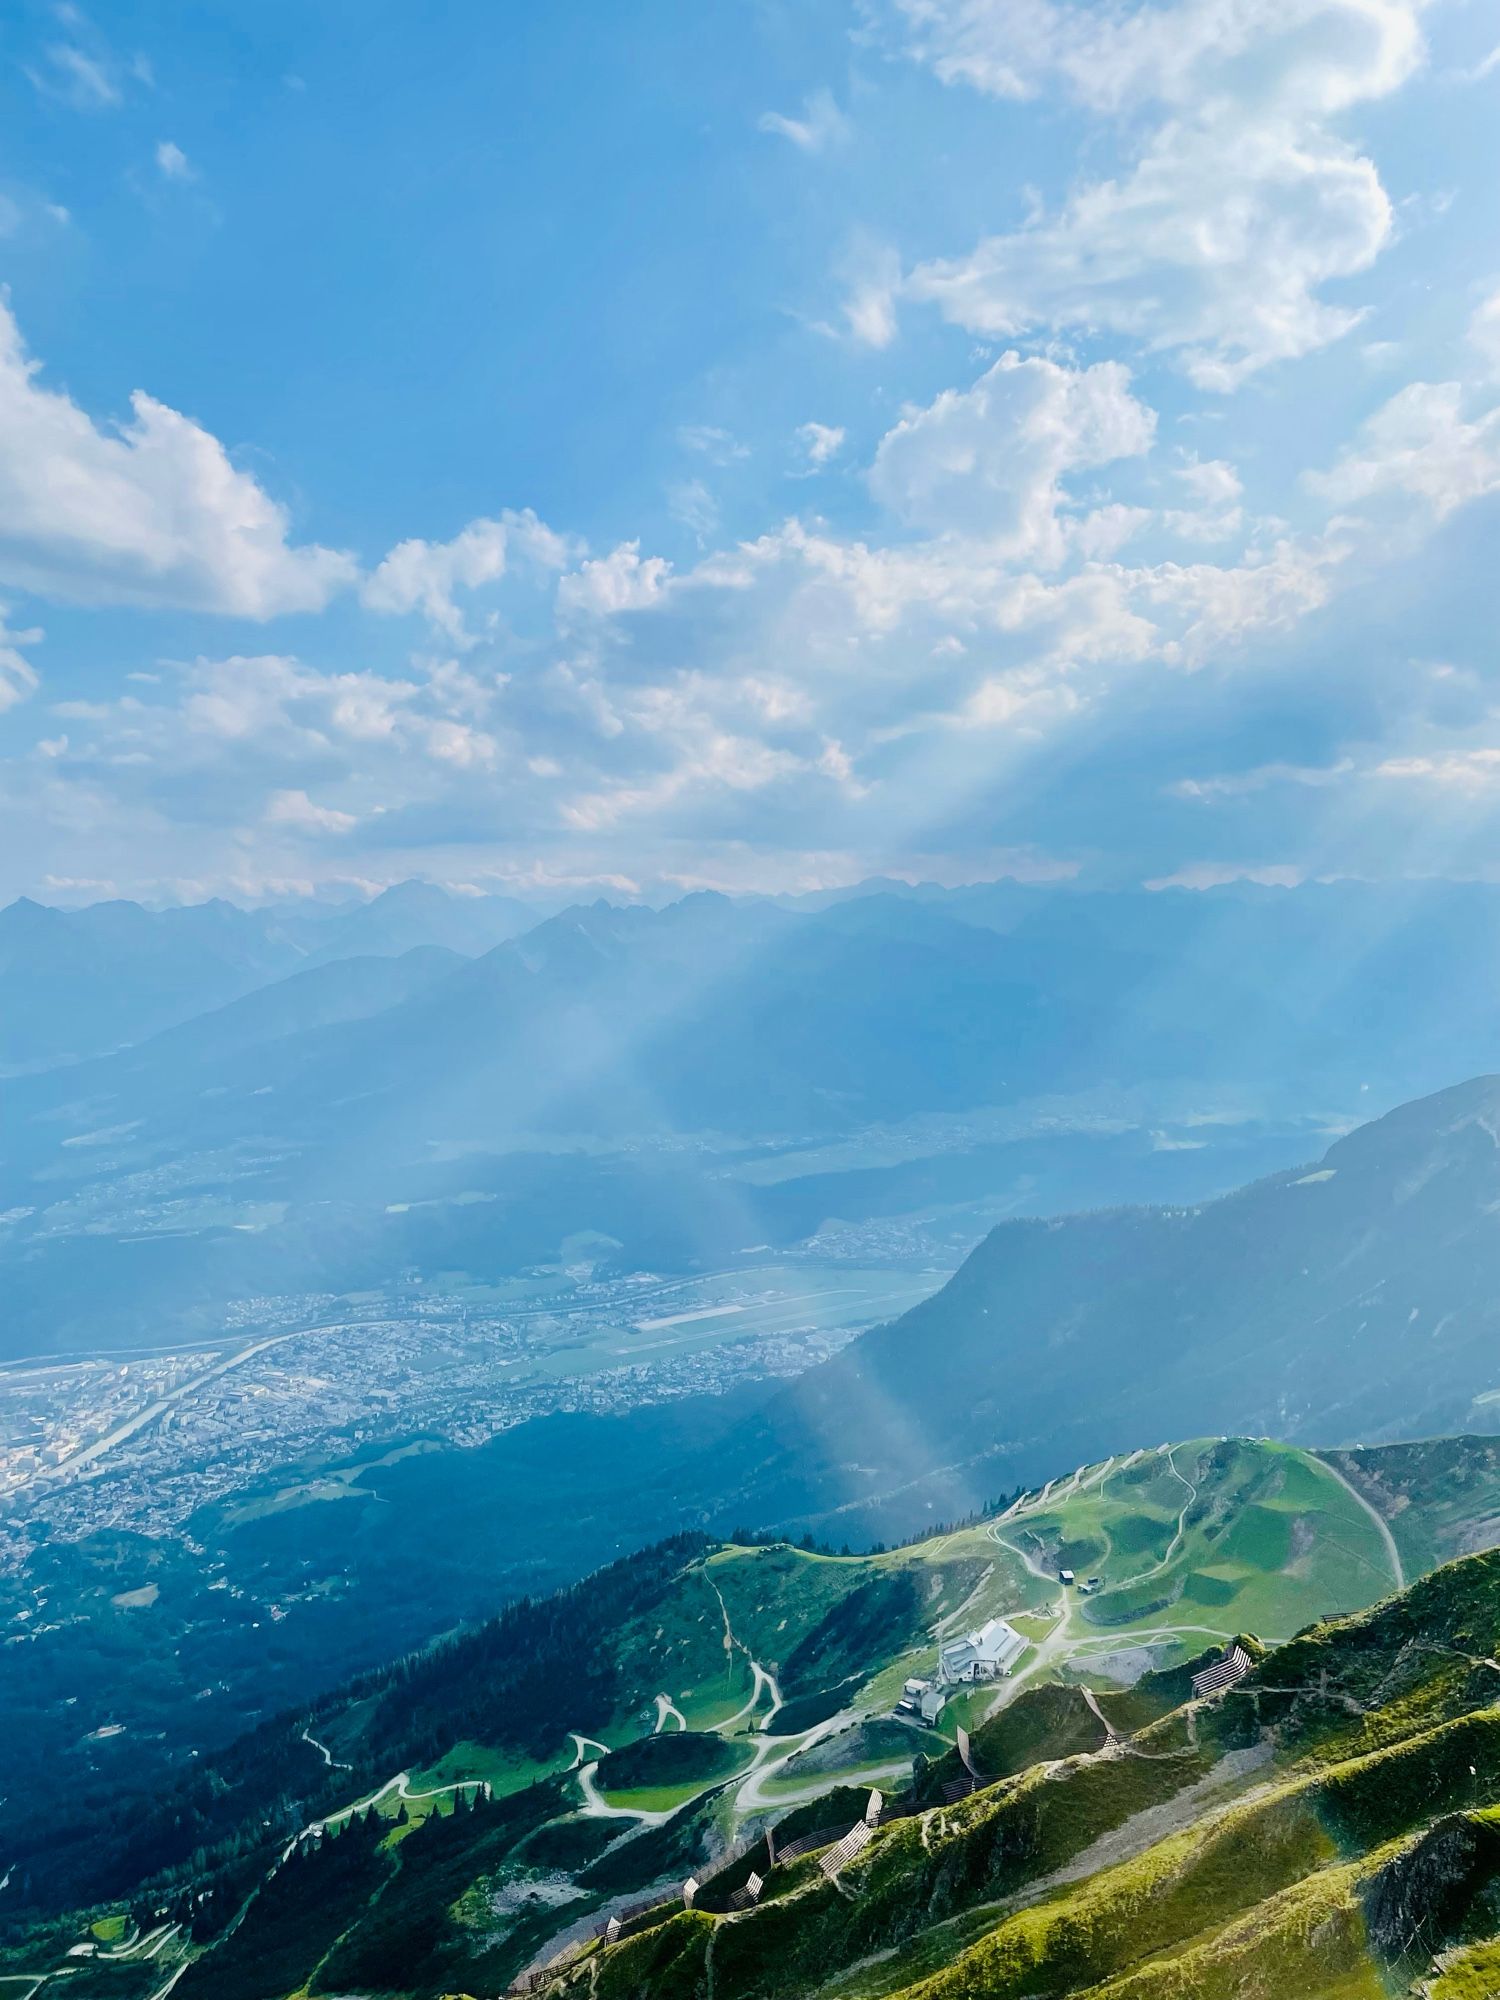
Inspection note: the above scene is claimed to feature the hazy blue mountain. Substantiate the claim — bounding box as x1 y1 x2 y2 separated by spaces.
113 945 466 1065
288 880 542 962
0 895 308 1070
0 883 544 1071
9 879 1500 1354
705 1073 1500 1539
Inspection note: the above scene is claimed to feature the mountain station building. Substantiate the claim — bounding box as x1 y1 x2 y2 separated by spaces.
938 1617 1026 1685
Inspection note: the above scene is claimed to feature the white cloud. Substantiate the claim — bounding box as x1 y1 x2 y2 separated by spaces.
421 718 497 767
758 88 852 153
869 352 1156 558
28 42 119 109
1164 456 1245 542
25 10 151 111
894 0 1426 115
839 244 902 348
1169 758 1354 799
668 478 719 544
1137 531 1346 667
1373 748 1500 790
907 115 1393 389
264 788 358 834
155 140 194 181
362 510 569 645
562 725 806 830
1144 861 1306 890
893 0 1428 385
1470 287 1500 381
33 651 510 846
0 303 356 615
1308 380 1500 517
677 425 749 464
0 605 41 715
557 542 675 618
796 421 846 467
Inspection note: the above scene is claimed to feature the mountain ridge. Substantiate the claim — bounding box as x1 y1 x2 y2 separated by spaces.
690 1073 1500 1542
11 1430 1500 2000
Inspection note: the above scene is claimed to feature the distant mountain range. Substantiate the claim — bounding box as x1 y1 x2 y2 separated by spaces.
14 869 1500 1092
10 875 1500 1353
0 881 540 1070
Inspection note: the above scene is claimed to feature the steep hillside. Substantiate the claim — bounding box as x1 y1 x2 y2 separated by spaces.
4 1432 1497 2000
706 1075 1500 1538
557 1547 1500 2000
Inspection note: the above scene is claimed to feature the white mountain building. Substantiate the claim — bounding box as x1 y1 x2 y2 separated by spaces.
938 1616 1026 1685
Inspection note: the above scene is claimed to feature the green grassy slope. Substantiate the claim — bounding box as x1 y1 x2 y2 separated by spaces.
563 1550 1500 2000
1325 1433 1500 1578
12 1431 1500 2000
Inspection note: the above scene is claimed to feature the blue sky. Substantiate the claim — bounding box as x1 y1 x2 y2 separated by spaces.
1 0 1498 905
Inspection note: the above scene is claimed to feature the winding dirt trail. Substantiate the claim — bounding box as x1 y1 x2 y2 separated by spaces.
703 1569 783 1731
300 1729 351 1771
1316 1455 1405 1590
653 1694 687 1734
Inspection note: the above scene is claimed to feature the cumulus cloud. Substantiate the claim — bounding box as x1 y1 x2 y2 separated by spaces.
893 0 1426 115
562 729 806 830
869 352 1156 558
264 788 358 834
892 0 1428 385
362 510 570 644
906 116 1393 389
796 421 846 468
1164 457 1246 542
1308 380 1500 517
26 651 509 862
758 88 853 152
1136 531 1347 667
557 542 675 618
0 303 356 615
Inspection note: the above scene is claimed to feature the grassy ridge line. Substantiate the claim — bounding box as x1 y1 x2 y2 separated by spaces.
13 1435 1492 1999
891 1710 1500 2000
566 1553 1500 2000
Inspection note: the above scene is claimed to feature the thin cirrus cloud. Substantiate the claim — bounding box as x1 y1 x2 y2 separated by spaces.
757 88 852 153
24 8 150 110
0 606 41 715
154 140 195 181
